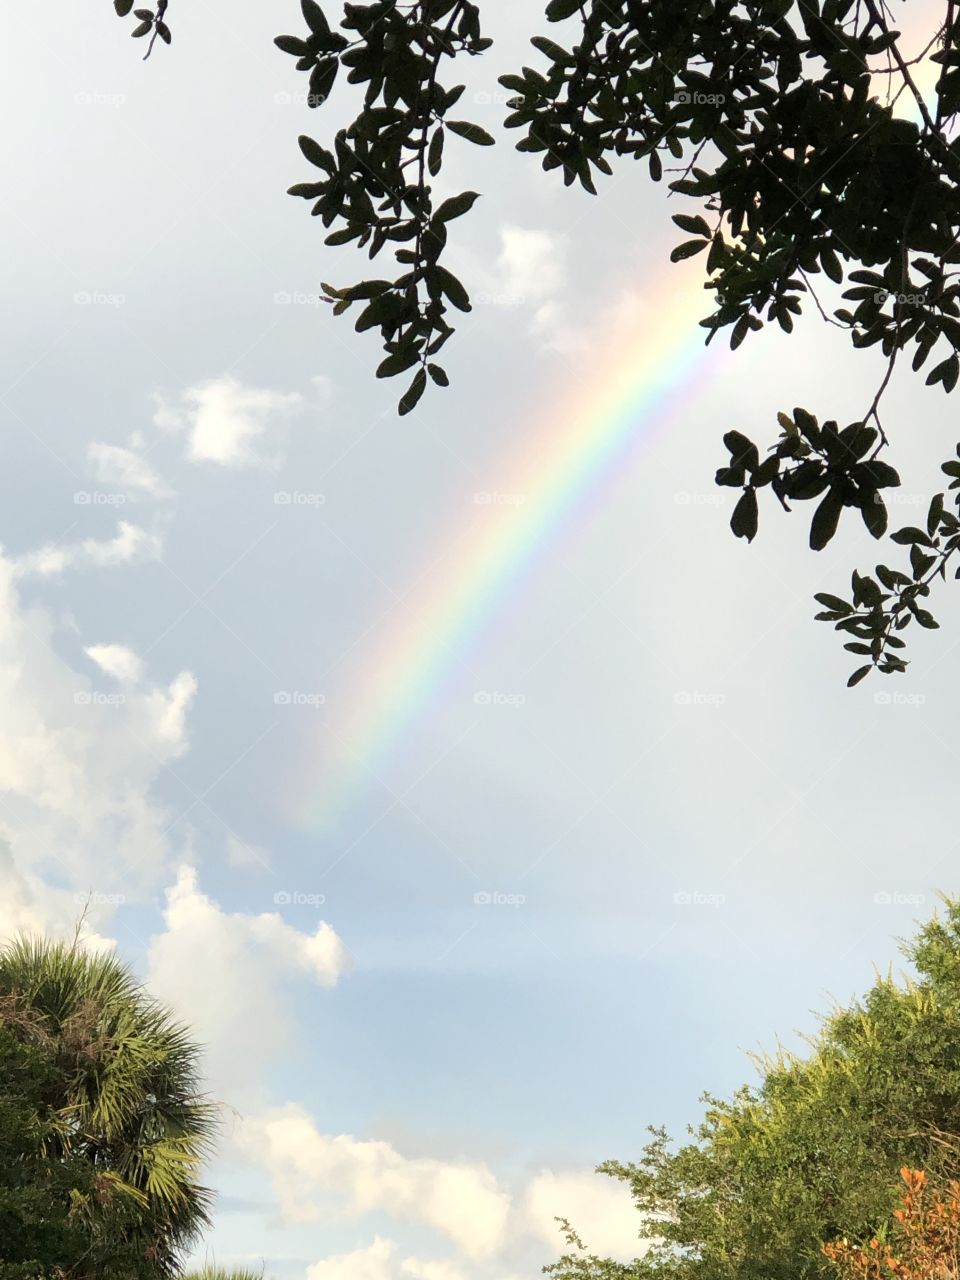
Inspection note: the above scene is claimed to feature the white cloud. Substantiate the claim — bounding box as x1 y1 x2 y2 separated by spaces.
524 1171 644 1261
492 226 567 305
0 840 115 953
153 375 303 469
472 226 583 353
85 643 144 685
0 546 197 906
144 671 197 748
88 443 172 499
11 522 163 578
147 868 348 1094
530 299 587 356
240 1106 510 1259
307 1238 466 1280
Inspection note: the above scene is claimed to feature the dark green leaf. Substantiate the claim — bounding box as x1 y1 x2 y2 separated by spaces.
810 488 843 551
434 191 481 223
731 488 759 542
399 369 428 416
446 120 496 146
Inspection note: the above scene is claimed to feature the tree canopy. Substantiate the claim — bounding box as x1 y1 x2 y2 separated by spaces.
541 899 960 1280
0 936 217 1279
106 0 960 684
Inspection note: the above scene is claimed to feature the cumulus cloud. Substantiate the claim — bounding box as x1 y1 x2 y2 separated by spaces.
88 443 172 499
524 1171 645 1261
0 841 115 953
240 1106 511 1259
11 522 163 578
491 226 567 306
472 226 584 354
147 869 348 1094
85 643 144 685
306 1237 466 1280
153 375 303 468
0 551 196 895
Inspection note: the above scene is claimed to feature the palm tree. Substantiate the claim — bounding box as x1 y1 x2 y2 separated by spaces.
183 1268 265 1280
0 935 218 1278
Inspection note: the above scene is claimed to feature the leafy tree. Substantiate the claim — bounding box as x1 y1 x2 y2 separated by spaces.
104 1 960 675
0 936 218 1279
183 1269 265 1280
540 900 960 1280
0 1021 97 1279
823 1167 960 1280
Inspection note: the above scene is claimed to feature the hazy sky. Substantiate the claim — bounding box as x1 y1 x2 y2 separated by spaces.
1 2 955 1277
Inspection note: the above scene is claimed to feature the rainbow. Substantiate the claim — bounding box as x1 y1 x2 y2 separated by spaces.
297 3 946 829
298 258 719 828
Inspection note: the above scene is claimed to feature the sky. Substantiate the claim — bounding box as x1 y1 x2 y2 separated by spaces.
0 1 956 1277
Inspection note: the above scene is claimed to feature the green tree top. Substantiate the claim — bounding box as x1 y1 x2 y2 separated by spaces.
543 898 960 1280
0 936 218 1279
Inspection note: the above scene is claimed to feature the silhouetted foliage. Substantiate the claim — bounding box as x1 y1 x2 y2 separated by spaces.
110 1 960 680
